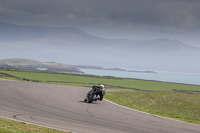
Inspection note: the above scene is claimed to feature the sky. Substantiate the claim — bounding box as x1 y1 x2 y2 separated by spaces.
0 0 200 47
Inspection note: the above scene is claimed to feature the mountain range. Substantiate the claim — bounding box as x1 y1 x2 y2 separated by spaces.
1 22 200 74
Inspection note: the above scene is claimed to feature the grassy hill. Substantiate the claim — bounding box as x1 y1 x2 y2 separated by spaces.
0 58 82 73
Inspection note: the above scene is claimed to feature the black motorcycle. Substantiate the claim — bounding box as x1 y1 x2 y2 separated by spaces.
84 86 105 103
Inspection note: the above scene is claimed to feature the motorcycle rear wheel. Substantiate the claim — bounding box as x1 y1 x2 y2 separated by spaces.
88 95 96 103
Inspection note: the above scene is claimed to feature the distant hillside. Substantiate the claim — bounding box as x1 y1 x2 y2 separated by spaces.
0 58 83 73
0 22 46 42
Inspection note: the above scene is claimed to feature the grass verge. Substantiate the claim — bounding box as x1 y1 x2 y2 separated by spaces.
0 117 69 133
105 91 200 125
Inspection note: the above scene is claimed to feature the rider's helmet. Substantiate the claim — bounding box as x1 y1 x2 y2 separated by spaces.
100 84 104 88
100 84 105 95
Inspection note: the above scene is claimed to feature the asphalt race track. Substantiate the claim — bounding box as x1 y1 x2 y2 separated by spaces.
0 79 200 133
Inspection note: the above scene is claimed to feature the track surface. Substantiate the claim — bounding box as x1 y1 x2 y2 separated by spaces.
0 79 200 133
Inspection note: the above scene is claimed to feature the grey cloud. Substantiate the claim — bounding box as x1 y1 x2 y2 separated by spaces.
1 0 200 29
1 0 200 47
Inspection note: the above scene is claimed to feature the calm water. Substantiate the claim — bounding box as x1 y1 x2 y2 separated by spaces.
80 69 200 85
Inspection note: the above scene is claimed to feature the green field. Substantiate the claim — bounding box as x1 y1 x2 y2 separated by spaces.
0 67 200 132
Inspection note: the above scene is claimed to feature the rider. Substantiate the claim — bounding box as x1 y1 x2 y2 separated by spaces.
94 84 106 101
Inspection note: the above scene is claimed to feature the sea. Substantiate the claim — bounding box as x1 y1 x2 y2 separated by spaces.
80 69 200 86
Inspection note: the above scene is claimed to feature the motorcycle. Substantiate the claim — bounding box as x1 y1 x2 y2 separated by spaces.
84 86 105 103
